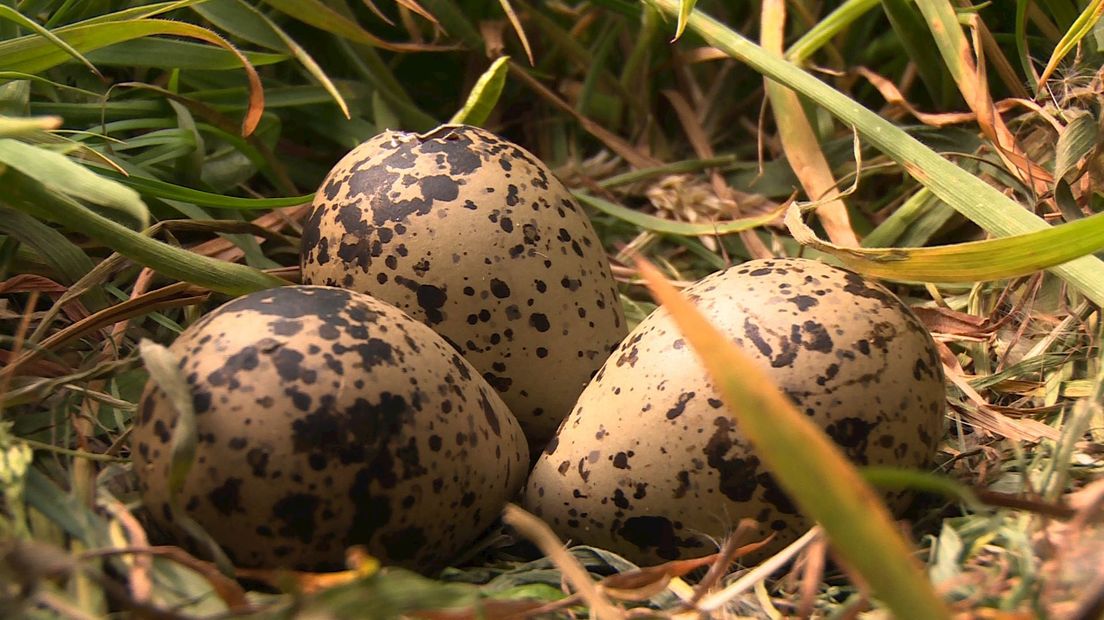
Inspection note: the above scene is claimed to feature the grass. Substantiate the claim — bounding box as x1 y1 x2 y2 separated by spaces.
1 0 1103 617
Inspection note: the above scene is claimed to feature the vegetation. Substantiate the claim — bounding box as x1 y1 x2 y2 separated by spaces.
1 0 1102 617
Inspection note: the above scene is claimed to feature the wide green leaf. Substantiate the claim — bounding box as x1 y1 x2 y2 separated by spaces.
449 56 510 127
0 18 265 135
786 203 1104 282
0 139 148 228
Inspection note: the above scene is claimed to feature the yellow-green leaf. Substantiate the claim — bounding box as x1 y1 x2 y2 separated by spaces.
636 259 950 619
449 56 510 126
785 202 1104 282
1037 0 1104 88
0 115 61 138
673 0 697 41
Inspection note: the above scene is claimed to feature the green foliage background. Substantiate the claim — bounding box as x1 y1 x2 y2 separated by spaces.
1 0 1102 617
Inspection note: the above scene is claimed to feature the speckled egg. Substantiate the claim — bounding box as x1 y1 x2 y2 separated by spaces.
300 125 626 447
523 258 945 564
132 286 529 572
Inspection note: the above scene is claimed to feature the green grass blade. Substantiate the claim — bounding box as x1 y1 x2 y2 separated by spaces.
258 0 439 52
139 339 235 575
878 0 950 104
673 0 697 41
787 203 1104 282
0 138 148 228
190 0 286 50
1038 0 1081 29
785 0 878 62
334 38 437 131
575 192 785 235
92 168 312 210
239 2 350 119
0 18 265 135
57 0 210 26
2 170 287 296
416 0 483 48
862 186 958 248
0 206 109 310
637 260 950 619
0 5 102 78
449 56 510 126
647 0 1104 306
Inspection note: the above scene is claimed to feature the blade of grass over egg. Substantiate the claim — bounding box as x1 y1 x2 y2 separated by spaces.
635 259 950 619
2 171 288 296
646 0 1104 306
449 56 510 126
139 339 235 576
575 192 785 236
785 203 1104 282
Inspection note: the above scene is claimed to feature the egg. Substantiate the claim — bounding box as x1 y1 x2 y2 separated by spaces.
523 258 945 564
300 125 626 447
132 286 528 572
